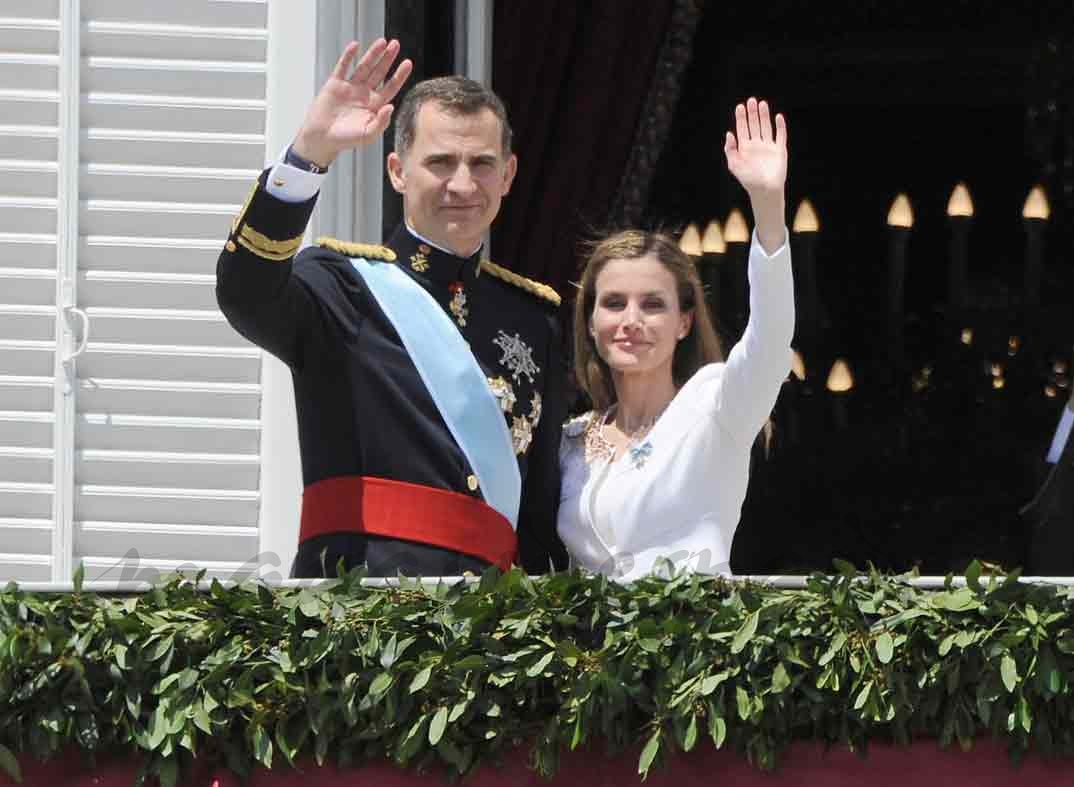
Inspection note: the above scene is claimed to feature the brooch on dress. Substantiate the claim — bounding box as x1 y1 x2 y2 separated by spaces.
628 441 653 469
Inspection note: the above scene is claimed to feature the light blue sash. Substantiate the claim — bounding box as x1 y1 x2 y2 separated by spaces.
351 258 521 527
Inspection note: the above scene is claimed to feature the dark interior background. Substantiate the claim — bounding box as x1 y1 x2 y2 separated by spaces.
391 0 1074 574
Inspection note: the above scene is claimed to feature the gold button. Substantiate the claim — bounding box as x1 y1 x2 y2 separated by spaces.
225 240 237 252
466 475 479 492
272 178 285 187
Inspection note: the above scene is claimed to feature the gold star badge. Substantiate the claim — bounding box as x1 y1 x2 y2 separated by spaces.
410 250 429 272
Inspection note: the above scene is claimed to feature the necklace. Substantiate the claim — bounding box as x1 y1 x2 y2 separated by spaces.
583 404 664 465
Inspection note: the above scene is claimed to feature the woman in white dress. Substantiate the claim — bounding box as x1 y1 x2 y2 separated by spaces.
557 97 794 581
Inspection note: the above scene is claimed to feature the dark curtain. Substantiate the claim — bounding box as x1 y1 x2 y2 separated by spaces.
491 0 686 293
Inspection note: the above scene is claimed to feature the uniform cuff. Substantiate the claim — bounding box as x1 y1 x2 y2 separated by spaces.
229 169 318 262
264 159 326 203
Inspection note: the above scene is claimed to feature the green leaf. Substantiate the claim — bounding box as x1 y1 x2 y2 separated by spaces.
147 636 174 663
452 655 486 672
938 634 957 656
736 687 751 720
297 590 321 618
253 724 273 768
708 713 727 749
854 681 873 710
964 560 982 591
72 561 85 593
526 651 555 677
1018 696 1033 733
731 611 759 655
448 699 470 724
429 706 449 745
638 638 662 654
876 632 894 664
700 672 728 696
0 744 22 783
193 702 212 735
409 666 432 694
683 715 698 752
933 588 977 612
819 632 847 666
1001 654 1019 693
771 663 790 693
1049 668 1062 694
638 729 661 776
369 672 394 697
147 705 168 750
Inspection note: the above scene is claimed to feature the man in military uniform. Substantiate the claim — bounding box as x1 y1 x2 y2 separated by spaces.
216 39 568 577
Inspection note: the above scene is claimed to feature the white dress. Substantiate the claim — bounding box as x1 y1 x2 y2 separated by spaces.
557 231 795 581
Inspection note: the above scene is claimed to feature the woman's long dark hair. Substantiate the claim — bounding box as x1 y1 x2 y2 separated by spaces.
573 230 724 410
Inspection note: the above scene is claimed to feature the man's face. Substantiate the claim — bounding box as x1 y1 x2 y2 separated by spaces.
387 102 517 257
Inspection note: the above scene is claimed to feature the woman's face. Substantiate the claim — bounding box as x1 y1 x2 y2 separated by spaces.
590 254 693 380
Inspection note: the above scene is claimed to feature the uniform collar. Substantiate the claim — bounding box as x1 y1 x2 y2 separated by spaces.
387 224 483 287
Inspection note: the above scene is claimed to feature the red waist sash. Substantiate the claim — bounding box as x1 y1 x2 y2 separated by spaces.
299 475 517 571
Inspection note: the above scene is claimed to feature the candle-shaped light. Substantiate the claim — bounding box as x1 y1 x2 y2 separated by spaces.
1022 185 1050 310
792 199 821 356
679 222 702 256
724 209 750 242
826 358 854 430
946 182 974 313
791 349 806 382
886 193 914 381
698 219 725 319
723 209 750 341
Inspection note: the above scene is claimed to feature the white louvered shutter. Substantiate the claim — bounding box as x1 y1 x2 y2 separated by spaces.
74 0 267 582
0 0 272 583
0 3 60 581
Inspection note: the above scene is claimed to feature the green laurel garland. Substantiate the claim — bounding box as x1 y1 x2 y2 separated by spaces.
2 561 1074 786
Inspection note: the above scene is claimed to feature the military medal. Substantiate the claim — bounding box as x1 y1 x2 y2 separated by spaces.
511 415 533 454
448 281 468 327
493 330 539 384
488 376 517 413
410 243 431 272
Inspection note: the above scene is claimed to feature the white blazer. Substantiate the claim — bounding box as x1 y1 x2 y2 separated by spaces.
557 232 795 581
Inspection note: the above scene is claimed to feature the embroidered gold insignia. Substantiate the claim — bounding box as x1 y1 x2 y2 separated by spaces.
511 415 533 454
448 281 468 327
410 250 429 272
493 330 539 384
487 376 517 413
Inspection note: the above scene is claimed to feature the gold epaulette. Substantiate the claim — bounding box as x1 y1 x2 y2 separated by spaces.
479 260 561 307
315 237 398 262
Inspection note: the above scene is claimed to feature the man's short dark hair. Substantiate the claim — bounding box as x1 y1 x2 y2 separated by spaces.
393 76 513 159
